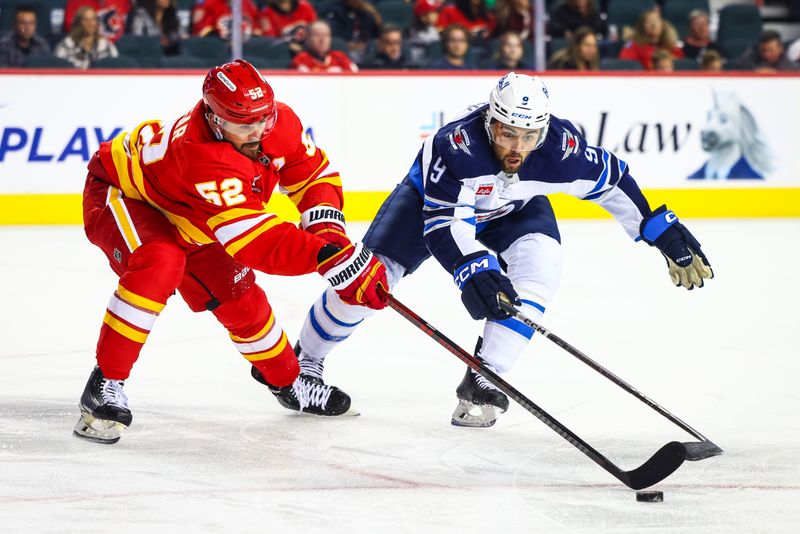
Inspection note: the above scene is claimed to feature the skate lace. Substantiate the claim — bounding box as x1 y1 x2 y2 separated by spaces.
100 379 129 408
292 377 332 412
299 356 325 380
473 369 501 392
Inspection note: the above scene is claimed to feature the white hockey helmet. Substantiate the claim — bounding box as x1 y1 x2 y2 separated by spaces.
485 72 550 152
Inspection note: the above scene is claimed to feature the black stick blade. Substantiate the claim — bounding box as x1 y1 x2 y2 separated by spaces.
624 441 687 490
683 441 724 461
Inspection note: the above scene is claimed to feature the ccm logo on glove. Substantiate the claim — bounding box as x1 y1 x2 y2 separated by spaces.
454 255 499 289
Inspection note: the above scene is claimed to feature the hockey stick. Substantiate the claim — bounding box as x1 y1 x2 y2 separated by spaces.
496 293 723 462
380 288 688 490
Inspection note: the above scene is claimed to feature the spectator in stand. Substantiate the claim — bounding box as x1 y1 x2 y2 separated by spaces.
547 25 598 70
259 0 317 54
64 0 131 42
493 0 533 40
362 23 412 69
681 10 715 61
618 8 683 70
291 19 358 72
406 0 441 63
56 6 119 68
0 5 51 67
127 0 182 55
430 22 474 69
437 0 495 41
320 0 382 62
652 48 674 71
735 30 799 72
481 30 530 69
192 0 261 40
548 0 607 39
700 49 722 71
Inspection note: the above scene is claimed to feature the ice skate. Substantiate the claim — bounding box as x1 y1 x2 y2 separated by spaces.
73 366 132 444
451 340 509 428
251 343 357 416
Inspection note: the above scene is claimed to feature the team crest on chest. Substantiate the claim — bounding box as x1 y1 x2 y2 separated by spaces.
561 130 581 160
448 125 472 155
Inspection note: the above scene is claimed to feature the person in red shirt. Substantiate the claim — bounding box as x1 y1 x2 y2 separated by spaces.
192 0 260 40
291 20 358 72
73 59 386 445
437 0 495 41
259 0 317 53
64 0 131 42
618 8 684 70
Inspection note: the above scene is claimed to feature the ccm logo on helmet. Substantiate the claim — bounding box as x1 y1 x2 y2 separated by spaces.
511 112 532 119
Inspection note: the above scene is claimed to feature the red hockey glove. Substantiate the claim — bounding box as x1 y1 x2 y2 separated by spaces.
301 206 350 249
317 242 388 310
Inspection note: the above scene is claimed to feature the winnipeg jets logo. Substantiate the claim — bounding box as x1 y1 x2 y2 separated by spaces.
448 125 472 155
561 131 580 161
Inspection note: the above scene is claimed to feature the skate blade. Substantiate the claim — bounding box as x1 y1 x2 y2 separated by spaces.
73 412 127 444
450 400 498 428
296 404 361 417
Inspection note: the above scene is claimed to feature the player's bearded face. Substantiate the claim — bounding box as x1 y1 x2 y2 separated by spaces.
213 114 272 160
490 122 541 173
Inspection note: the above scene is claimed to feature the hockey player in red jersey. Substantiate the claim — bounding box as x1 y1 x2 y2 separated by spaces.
74 59 387 444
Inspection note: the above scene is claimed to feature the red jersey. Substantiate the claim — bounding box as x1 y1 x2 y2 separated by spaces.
437 5 496 39
92 101 343 276
64 0 131 42
290 51 358 73
192 0 260 39
618 41 685 70
259 0 317 40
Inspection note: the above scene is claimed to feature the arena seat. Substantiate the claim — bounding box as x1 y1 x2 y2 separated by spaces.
599 57 644 70
717 4 762 60
116 35 164 68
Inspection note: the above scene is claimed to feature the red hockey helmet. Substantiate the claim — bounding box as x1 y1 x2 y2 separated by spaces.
202 59 277 142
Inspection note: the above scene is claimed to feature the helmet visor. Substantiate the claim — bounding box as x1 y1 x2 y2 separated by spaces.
489 121 544 152
217 112 276 142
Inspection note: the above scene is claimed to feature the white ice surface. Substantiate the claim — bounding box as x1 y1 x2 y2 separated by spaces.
1 220 799 533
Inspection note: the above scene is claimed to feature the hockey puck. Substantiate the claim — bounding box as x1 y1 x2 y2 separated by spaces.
636 491 664 502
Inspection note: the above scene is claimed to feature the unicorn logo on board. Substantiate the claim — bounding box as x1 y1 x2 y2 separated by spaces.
688 91 773 180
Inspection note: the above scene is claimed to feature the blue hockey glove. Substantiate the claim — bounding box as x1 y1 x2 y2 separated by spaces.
453 252 520 320
640 205 714 290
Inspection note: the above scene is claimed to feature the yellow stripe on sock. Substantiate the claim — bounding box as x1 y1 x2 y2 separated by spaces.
243 332 289 362
230 313 275 343
103 312 148 344
117 285 165 314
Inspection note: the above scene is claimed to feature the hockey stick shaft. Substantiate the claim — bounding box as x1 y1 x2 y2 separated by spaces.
497 294 719 448
380 289 687 489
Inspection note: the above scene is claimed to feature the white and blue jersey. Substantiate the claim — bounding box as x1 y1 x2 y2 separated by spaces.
403 103 651 273
297 103 656 376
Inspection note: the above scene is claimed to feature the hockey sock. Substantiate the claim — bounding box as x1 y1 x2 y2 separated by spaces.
96 242 185 380
213 285 299 388
298 287 374 360
480 298 545 373
96 285 165 380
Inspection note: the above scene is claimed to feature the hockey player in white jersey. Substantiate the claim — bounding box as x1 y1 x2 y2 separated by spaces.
262 72 713 427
